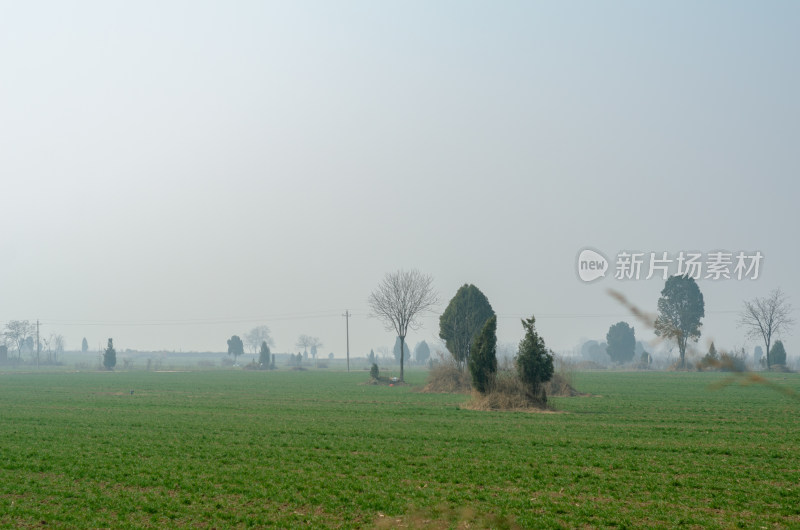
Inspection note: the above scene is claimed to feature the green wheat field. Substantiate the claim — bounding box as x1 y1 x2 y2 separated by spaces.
1 369 798 528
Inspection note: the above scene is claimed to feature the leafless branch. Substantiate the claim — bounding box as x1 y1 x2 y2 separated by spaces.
739 288 794 369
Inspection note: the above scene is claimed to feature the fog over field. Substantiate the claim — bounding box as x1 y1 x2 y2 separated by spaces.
2 2 798 358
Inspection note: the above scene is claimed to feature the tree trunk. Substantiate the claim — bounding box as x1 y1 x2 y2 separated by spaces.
400 335 405 382
765 339 771 370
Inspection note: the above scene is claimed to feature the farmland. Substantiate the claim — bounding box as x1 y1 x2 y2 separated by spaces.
0 369 798 528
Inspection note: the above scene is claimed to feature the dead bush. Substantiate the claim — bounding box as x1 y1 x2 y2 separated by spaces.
422 350 471 393
423 362 471 393
464 370 548 411
425 351 585 402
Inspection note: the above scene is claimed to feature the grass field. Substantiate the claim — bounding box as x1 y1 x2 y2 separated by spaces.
0 369 798 528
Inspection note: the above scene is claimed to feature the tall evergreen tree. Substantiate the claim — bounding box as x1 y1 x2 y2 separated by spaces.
439 284 495 370
414 341 431 366
393 336 411 364
769 340 787 366
515 315 554 405
227 335 244 364
258 341 271 368
469 315 497 394
81 337 89 353
103 338 116 370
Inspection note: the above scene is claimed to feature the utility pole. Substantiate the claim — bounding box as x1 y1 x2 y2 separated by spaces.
342 310 350 372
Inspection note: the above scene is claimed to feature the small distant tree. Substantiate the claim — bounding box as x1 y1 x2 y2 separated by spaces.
414 341 431 366
720 346 748 372
289 352 303 367
740 288 794 370
328 352 334 360
245 326 275 355
81 337 89 353
103 338 116 370
515 315 554 405
708 342 718 359
605 322 635 364
580 340 609 365
309 338 323 367
754 346 764 365
3 320 33 361
769 340 787 367
640 350 651 365
258 341 271 368
469 315 497 394
367 349 376 365
370 363 380 380
700 342 718 369
296 335 322 365
227 335 244 364
51 334 65 364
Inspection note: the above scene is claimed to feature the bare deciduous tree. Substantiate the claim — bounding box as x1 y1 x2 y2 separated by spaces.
52 334 65 364
295 334 323 366
296 334 312 354
245 326 275 355
3 320 34 362
376 346 389 362
740 288 794 370
42 334 66 364
309 337 323 367
368 269 438 382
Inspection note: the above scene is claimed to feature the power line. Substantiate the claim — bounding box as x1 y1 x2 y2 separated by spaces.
14 307 781 330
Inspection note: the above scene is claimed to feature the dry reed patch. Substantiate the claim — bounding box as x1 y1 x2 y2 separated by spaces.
461 373 560 413
462 391 564 413
422 363 471 393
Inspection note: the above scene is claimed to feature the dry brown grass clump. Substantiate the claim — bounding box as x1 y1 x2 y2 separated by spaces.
462 371 552 412
422 350 472 393
425 352 586 404
422 362 471 393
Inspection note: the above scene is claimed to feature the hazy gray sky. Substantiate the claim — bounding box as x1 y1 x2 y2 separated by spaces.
2 1 798 358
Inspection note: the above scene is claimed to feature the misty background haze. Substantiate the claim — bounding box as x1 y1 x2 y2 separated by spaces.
2 2 798 360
